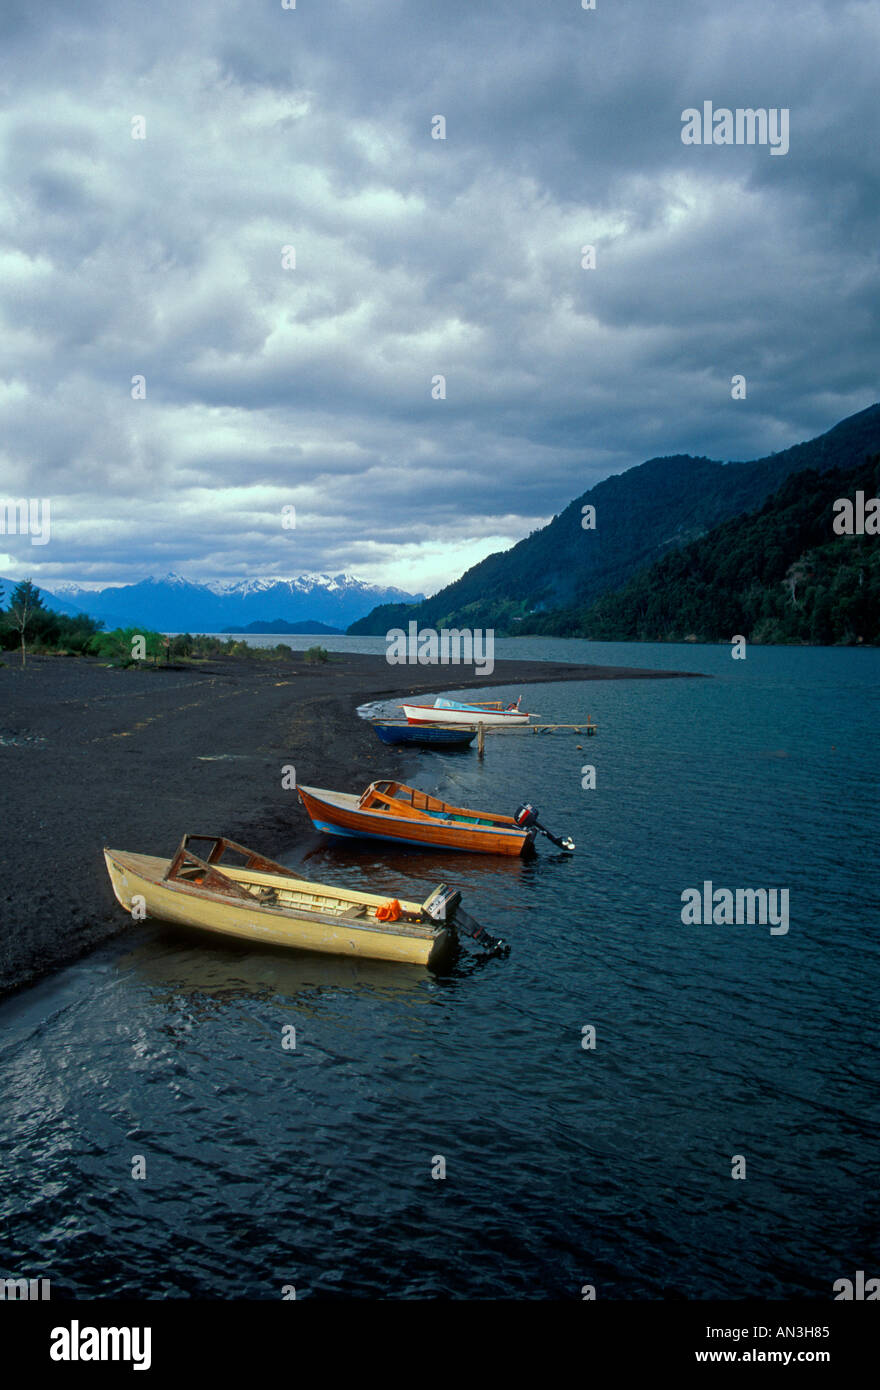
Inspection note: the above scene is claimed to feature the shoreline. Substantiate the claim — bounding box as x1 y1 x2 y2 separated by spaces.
0 651 704 1000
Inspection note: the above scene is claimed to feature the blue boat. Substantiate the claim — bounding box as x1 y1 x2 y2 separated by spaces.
371 721 476 749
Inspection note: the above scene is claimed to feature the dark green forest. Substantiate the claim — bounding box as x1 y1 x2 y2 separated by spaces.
0 580 103 656
530 454 880 645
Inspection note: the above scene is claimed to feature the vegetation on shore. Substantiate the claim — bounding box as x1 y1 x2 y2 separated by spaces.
0 580 104 663
0 586 317 666
303 645 330 664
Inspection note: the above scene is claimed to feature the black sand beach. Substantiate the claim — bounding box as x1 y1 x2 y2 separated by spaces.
0 651 701 997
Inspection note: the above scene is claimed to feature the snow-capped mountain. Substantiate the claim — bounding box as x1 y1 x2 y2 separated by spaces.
36 573 423 632
202 573 370 599
0 577 90 619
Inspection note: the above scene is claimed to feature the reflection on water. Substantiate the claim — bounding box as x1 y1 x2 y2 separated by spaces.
116 929 431 1012
292 835 534 906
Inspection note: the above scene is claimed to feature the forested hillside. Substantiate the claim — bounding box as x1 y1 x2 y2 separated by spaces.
536 454 880 645
348 403 880 636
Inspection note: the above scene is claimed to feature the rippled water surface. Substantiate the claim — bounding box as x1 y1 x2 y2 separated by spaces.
1 641 878 1298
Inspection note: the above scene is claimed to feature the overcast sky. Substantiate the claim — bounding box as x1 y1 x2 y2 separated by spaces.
0 0 877 594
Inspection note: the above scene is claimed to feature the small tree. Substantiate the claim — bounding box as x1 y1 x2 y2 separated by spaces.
9 579 44 667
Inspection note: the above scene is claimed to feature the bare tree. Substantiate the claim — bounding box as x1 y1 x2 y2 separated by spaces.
9 579 43 668
783 560 808 610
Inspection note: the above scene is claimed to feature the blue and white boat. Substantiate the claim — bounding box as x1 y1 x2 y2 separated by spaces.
402 696 534 727
371 721 477 748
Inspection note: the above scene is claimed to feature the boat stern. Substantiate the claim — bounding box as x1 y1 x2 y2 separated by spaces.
421 883 509 959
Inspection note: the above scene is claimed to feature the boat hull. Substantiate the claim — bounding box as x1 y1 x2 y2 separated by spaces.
298 785 532 856
401 703 530 727
372 721 476 747
103 849 451 967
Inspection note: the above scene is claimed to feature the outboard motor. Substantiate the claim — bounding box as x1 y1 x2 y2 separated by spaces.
455 905 510 957
514 803 575 853
422 884 509 957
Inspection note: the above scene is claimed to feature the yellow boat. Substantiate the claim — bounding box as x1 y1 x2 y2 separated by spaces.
103 834 504 968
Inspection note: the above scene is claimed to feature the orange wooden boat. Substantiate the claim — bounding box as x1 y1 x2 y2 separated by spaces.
297 780 536 856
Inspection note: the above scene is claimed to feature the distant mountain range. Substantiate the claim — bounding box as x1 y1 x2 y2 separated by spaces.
6 403 878 647
0 574 423 632
348 403 880 636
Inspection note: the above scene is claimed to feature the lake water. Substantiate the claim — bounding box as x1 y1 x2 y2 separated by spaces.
0 640 877 1298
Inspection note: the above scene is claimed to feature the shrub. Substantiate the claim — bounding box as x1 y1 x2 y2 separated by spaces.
91 626 166 666
304 644 329 664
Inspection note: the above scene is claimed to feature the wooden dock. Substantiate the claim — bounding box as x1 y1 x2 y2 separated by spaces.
475 719 596 757
380 709 597 758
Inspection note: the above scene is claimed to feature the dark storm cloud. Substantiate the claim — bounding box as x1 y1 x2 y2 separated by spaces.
0 0 877 593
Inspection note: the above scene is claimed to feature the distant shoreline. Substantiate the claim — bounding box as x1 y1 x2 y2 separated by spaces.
0 650 703 1000
219 623 343 636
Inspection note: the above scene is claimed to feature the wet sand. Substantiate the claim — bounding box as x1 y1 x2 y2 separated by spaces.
0 650 702 997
